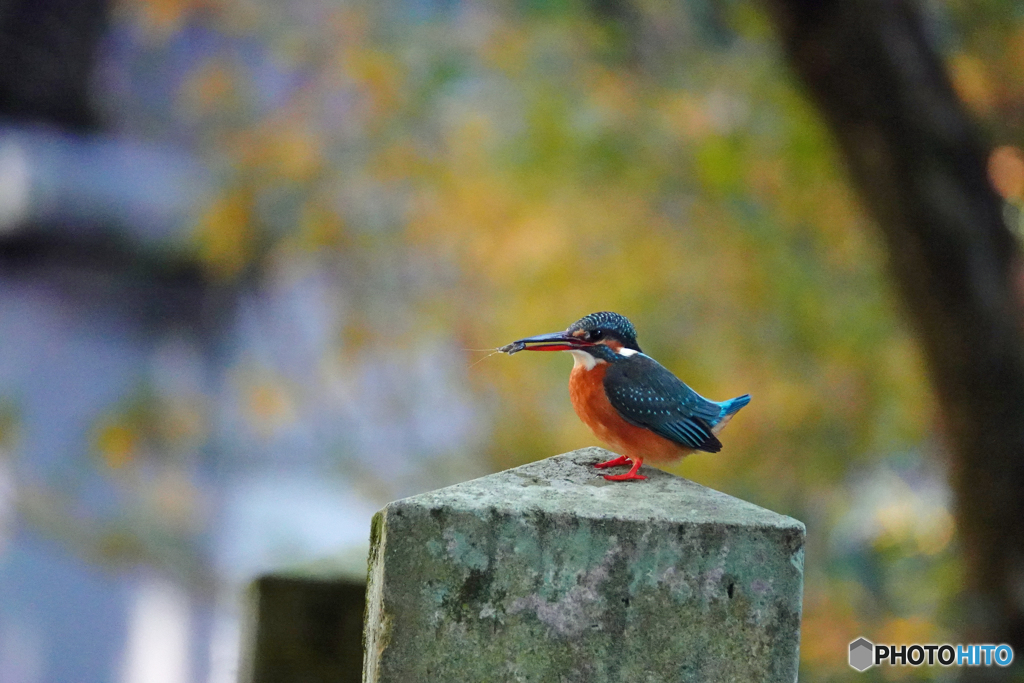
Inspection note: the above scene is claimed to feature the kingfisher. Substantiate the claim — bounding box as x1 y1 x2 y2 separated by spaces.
501 312 750 481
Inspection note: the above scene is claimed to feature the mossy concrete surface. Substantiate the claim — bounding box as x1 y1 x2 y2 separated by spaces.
363 447 805 683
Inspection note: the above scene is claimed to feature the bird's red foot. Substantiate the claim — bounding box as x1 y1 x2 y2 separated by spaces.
594 455 632 469
601 457 646 481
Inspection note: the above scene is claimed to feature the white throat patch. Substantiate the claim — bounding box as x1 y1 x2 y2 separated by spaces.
568 349 603 370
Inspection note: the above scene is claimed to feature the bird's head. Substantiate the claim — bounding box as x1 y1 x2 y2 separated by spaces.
504 312 642 360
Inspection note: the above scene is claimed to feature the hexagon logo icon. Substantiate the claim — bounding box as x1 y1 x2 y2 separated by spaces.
849 637 874 671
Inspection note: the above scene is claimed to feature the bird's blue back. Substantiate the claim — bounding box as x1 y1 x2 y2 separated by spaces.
603 352 750 453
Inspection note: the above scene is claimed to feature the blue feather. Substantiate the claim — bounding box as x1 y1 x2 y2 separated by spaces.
717 394 751 420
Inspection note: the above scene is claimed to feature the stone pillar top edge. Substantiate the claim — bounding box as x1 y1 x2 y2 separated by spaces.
378 447 805 535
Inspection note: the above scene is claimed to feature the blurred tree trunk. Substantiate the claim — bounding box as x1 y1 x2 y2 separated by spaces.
762 0 1024 664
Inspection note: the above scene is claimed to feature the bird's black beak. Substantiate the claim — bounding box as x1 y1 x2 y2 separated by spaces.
500 331 593 355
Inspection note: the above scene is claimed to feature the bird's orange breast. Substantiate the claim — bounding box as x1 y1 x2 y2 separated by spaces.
568 363 693 464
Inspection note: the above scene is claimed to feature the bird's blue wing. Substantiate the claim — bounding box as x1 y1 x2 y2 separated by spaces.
603 354 724 452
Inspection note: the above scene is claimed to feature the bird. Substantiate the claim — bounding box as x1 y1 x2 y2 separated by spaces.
501 312 750 481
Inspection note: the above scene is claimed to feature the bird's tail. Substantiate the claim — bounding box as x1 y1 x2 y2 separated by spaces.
720 393 751 417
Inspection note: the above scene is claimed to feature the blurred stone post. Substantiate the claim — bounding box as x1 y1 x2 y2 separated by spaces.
242 574 366 683
363 447 805 683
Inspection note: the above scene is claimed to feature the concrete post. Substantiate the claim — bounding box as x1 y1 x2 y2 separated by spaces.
363 447 805 682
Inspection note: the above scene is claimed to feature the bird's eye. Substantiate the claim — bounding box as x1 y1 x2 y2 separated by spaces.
588 330 604 341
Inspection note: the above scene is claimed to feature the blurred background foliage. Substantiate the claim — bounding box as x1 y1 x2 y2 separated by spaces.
109 0 1022 679
5 0 1024 679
